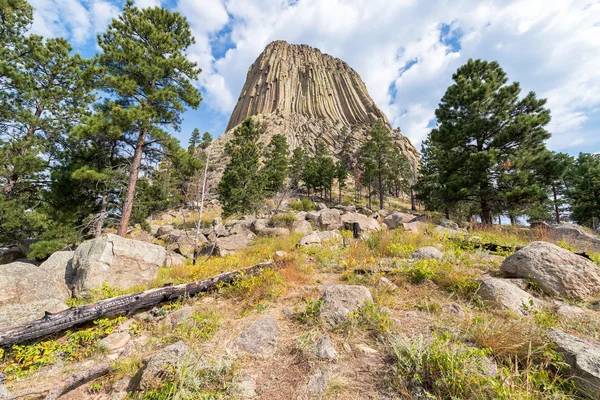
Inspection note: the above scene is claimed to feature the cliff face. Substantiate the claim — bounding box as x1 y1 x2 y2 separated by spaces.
207 40 419 189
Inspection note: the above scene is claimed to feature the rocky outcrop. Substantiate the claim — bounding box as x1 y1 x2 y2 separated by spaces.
318 209 343 230
320 285 373 328
410 247 443 260
139 341 189 390
213 230 256 256
478 276 541 315
71 234 166 298
501 241 600 299
341 212 380 232
0 261 71 327
546 223 600 252
206 41 418 192
384 212 417 228
231 316 279 356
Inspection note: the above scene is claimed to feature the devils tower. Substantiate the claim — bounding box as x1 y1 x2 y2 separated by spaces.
207 40 418 181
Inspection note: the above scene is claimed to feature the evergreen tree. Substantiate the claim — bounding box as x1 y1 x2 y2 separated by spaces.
261 134 289 195
289 147 306 190
95 0 201 236
337 126 354 169
188 128 201 154
565 153 600 229
335 160 348 203
200 132 212 149
542 151 574 224
418 59 551 224
218 118 265 216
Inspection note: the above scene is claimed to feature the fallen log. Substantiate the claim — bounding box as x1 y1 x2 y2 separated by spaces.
0 261 274 348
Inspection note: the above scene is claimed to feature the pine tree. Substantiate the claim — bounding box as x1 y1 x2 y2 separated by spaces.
289 147 306 190
565 153 600 229
218 118 265 216
261 134 289 195
337 126 354 169
95 0 201 236
200 132 212 149
418 59 551 224
335 160 348 203
188 128 201 154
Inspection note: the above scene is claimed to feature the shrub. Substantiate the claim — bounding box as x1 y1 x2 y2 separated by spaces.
406 260 438 284
220 268 285 306
269 212 297 228
296 298 323 325
290 198 315 211
169 311 220 344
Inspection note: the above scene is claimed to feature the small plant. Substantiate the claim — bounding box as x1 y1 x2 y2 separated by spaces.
533 309 558 329
290 198 315 211
406 260 437 284
269 212 297 228
296 298 323 325
219 268 285 307
88 380 104 394
174 311 220 343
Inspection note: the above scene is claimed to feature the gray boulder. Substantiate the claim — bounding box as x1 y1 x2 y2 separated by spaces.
314 335 337 360
402 221 427 233
320 285 373 328
501 241 600 299
306 370 328 395
410 246 443 260
548 223 600 252
72 234 166 298
155 225 175 237
164 251 187 267
384 212 416 228
231 316 279 356
0 261 71 327
341 212 380 232
547 329 600 399
214 230 256 256
318 209 342 230
39 250 75 287
439 219 459 230
478 276 541 315
139 341 189 390
250 219 268 234
434 225 465 236
305 211 320 222
291 219 313 235
298 231 343 247
256 227 290 237
0 246 24 265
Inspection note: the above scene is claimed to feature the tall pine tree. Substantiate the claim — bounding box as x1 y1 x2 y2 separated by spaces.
261 134 289 195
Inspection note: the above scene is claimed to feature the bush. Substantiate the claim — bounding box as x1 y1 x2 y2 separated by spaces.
296 298 323 325
406 260 438 284
269 212 297 228
290 198 315 211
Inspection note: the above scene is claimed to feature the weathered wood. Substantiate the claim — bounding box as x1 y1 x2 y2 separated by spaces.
0 262 273 348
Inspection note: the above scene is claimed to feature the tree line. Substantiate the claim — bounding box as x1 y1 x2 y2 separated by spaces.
416 59 600 229
0 0 207 257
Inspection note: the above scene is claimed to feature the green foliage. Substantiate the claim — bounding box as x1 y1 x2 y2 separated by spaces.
261 134 289 195
169 311 220 344
301 140 336 199
218 118 265 216
406 260 438 284
290 198 315 211
565 153 600 228
219 268 285 306
269 212 297 228
2 317 125 379
417 59 552 224
344 302 393 337
288 147 306 189
296 298 323 325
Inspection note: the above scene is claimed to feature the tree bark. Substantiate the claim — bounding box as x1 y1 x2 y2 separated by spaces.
117 130 147 236
94 189 109 237
0 261 274 348
552 184 560 224
480 200 493 225
367 181 372 210
377 172 384 211
410 187 416 211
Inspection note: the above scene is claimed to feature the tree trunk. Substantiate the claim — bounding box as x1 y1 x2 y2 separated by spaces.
367 181 372 210
378 172 384 211
117 130 147 236
509 214 516 226
410 188 416 211
480 200 493 225
552 184 560 224
193 152 210 264
94 189 109 237
338 184 342 204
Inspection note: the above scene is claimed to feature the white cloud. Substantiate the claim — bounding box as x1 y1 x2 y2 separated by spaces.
135 0 161 8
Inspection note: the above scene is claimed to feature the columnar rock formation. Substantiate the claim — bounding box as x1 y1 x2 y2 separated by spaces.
206 40 419 189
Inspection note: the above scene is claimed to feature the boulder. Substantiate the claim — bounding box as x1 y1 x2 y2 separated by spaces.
164 251 187 267
295 211 307 221
298 231 343 247
39 250 75 287
341 212 380 232
214 223 229 237
434 225 465 236
98 332 131 352
0 261 71 327
320 285 373 328
139 341 189 390
231 316 279 356
299 232 322 247
314 335 337 360
501 241 600 299
230 222 252 235
547 329 600 399
318 209 342 230
155 225 175 237
548 223 600 252
410 246 443 260
214 230 256 256
291 219 313 235
256 227 290 237
250 219 268 234
402 221 427 233
439 219 459 230
305 211 320 222
167 306 197 329
0 246 24 265
384 212 416 228
72 234 166 298
357 207 373 216
306 370 328 395
478 276 541 315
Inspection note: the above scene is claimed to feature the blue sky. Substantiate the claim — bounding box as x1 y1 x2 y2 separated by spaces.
28 0 600 155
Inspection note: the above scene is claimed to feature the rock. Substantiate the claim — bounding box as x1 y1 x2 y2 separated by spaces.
501 241 600 299
256 227 290 237
0 374 10 400
295 211 308 221
410 246 443 260
156 225 175 237
299 232 322 247
298 231 343 247
164 251 187 267
320 285 373 328
230 222 252 235
250 219 268 234
98 332 131 352
341 205 357 213
548 223 600 252
341 212 381 232
291 219 313 235
478 276 541 315
39 250 75 287
355 343 379 354
434 225 465 236
214 223 229 237
376 276 399 291
231 316 279 356
314 335 337 360
547 329 600 398
305 211 320 222
442 303 466 317
139 341 189 390
439 219 459 230
357 207 373 216
402 221 427 233
283 307 295 319
0 261 71 327
318 209 342 230
213 230 256 256
168 306 197 329
555 303 586 319
384 212 417 228
72 234 166 298
0 245 24 265
306 371 328 395
316 202 328 210
377 209 391 218
236 374 257 398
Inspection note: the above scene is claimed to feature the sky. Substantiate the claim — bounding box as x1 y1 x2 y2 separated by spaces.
27 0 600 155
